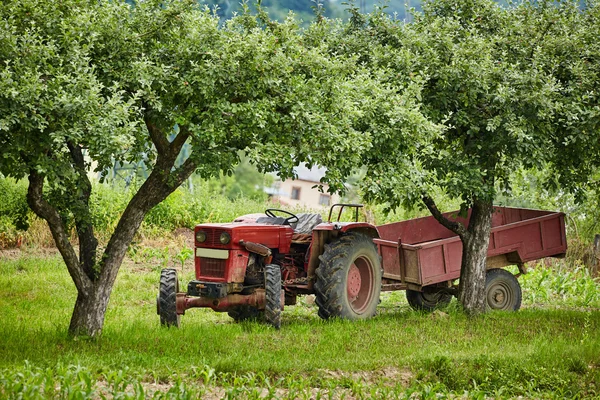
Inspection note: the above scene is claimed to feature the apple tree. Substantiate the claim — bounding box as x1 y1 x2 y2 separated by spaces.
0 0 388 336
337 0 600 314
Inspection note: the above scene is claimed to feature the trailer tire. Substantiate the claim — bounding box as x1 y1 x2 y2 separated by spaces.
485 269 522 311
406 289 452 312
264 264 282 329
315 232 382 320
158 268 180 328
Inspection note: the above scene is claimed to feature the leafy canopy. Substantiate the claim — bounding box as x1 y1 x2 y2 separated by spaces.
333 0 600 213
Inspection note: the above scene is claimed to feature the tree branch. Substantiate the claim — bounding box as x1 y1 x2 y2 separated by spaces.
172 157 198 189
144 114 169 155
422 195 468 239
27 170 92 293
67 141 99 281
98 126 196 288
528 20 554 61
169 125 190 158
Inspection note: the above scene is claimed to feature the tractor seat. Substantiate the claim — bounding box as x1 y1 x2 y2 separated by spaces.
291 213 323 243
255 213 323 243
293 213 323 234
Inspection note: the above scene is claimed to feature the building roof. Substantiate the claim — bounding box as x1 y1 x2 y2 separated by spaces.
294 164 327 183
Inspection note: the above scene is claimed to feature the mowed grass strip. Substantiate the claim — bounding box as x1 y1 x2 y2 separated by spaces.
0 253 599 398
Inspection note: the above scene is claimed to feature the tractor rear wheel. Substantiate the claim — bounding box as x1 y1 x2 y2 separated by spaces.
315 232 382 320
264 264 282 329
406 289 452 312
228 306 261 322
485 269 522 311
158 268 180 327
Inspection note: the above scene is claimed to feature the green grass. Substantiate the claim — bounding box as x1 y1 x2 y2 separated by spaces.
1 254 599 399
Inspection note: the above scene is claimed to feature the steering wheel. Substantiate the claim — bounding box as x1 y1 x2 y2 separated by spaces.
265 208 299 225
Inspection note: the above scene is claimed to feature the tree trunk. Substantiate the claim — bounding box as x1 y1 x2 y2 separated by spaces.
592 234 600 277
69 282 113 337
457 199 494 316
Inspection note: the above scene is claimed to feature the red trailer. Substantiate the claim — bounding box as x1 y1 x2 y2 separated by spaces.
157 205 567 328
374 207 567 310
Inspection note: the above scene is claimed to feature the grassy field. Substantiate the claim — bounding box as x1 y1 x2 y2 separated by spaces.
0 251 599 399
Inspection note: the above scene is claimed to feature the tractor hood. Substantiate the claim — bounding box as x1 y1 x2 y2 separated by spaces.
194 222 294 254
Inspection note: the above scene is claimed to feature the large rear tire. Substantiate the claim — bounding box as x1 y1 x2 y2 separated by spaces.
158 268 180 327
315 232 382 320
485 269 522 311
406 289 452 312
264 264 282 329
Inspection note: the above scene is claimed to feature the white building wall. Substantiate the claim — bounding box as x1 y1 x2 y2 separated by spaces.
274 179 340 210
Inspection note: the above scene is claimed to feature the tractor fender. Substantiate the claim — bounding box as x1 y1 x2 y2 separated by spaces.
304 223 380 287
339 223 380 239
312 222 380 239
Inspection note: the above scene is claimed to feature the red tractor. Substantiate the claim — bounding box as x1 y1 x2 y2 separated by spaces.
157 204 567 328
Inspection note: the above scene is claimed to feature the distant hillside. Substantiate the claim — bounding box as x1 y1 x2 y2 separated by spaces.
201 0 423 22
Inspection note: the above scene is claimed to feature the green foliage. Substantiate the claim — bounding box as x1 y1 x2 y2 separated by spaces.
0 178 30 240
200 154 273 201
330 0 600 216
0 0 387 237
519 262 600 308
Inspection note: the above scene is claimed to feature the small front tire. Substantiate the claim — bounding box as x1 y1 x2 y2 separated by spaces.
264 264 282 329
158 268 180 327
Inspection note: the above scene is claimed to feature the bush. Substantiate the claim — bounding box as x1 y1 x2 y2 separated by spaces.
0 178 30 247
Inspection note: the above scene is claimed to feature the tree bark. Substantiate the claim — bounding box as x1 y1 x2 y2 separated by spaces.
592 234 600 277
26 171 93 295
68 282 112 337
457 199 494 316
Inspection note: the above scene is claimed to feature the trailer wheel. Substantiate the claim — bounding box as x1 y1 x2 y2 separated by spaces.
485 269 522 311
264 264 282 329
406 289 452 312
228 306 262 322
158 268 180 328
315 232 382 320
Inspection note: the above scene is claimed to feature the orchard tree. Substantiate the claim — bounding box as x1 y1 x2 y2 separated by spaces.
0 0 389 336
338 0 600 315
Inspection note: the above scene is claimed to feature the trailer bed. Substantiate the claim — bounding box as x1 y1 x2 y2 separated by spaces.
374 207 567 289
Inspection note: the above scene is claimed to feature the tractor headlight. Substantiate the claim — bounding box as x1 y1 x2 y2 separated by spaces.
219 232 231 245
195 230 207 243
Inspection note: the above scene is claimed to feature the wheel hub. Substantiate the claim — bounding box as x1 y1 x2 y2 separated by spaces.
347 264 362 299
487 282 512 310
493 290 505 304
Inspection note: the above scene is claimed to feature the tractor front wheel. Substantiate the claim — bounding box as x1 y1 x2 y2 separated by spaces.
315 232 382 320
264 264 282 329
158 268 180 327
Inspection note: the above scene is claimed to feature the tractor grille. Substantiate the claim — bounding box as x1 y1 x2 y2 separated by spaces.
203 229 229 247
199 257 226 278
